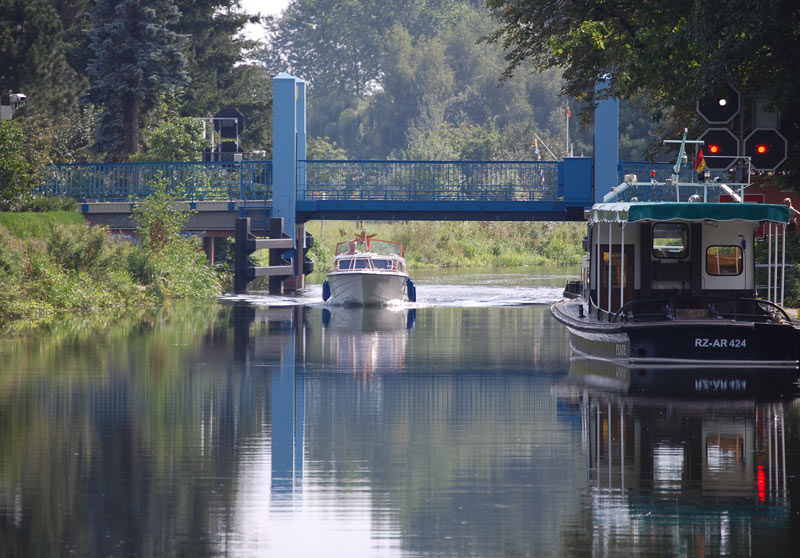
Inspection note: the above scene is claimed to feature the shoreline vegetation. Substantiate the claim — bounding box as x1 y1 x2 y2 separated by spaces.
2 195 798 329
0 186 221 329
0 194 586 328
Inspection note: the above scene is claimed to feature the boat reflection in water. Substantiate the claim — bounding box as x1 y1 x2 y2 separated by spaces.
564 355 800 399
553 363 795 557
322 305 415 376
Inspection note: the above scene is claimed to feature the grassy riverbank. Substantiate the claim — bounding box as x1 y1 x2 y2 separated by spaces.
0 190 221 327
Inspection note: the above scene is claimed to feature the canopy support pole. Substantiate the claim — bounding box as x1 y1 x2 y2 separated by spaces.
767 223 772 302
608 222 612 318
620 224 625 314
781 224 786 306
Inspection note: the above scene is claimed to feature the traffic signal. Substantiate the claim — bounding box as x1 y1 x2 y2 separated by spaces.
697 128 739 169
697 85 740 124
744 128 787 171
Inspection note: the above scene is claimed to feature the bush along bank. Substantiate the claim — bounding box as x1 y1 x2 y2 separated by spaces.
297 220 588 274
0 183 221 326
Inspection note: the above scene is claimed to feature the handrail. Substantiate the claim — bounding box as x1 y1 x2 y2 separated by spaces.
610 295 792 324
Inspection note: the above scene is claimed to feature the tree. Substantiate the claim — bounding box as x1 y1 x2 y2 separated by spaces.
0 120 34 210
0 0 86 116
175 0 272 153
133 115 205 162
484 0 800 183
85 0 188 160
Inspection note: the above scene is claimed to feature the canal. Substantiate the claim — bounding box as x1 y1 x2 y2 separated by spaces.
1 267 798 557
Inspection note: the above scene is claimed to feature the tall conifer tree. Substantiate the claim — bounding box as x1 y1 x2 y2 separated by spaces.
85 0 187 159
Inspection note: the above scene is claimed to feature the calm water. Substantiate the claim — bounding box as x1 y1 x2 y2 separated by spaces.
1 268 799 557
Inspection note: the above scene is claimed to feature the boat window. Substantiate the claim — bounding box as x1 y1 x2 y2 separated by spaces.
652 223 688 259
706 246 743 276
337 258 353 270
373 258 394 270
601 251 625 287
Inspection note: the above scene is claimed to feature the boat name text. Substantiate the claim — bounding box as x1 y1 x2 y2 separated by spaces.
694 338 747 348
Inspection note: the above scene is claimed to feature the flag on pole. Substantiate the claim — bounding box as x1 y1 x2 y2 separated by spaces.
565 105 572 118
694 148 707 173
534 138 541 161
539 168 545 185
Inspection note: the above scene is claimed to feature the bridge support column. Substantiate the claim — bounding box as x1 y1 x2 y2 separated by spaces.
273 72 307 292
594 75 619 203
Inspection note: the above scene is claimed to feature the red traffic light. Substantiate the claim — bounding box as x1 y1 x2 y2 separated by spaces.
697 128 739 169
744 128 787 171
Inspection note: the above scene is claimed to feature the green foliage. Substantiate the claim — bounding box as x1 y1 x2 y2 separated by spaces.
0 0 87 117
175 0 272 153
133 116 205 162
755 231 800 308
129 177 220 299
85 0 188 159
14 196 77 212
485 0 800 184
307 136 348 160
261 2 663 161
0 183 222 323
0 221 140 321
132 177 191 252
304 220 585 274
0 120 34 210
0 211 83 238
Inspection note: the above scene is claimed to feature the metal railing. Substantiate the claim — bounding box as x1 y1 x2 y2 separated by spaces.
40 161 273 202
609 295 792 324
617 161 750 202
40 159 566 204
299 160 560 202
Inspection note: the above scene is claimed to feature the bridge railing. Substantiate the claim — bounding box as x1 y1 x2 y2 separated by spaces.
299 160 560 202
40 161 273 202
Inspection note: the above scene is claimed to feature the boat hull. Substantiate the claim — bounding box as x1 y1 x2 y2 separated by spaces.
326 271 409 305
551 299 800 369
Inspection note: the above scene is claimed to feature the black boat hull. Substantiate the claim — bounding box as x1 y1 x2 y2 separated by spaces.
552 300 800 368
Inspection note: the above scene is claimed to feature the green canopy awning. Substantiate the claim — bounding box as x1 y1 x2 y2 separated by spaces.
590 202 790 224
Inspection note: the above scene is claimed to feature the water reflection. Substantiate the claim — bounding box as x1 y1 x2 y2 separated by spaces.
231 305 305 495
322 306 415 376
1 299 798 557
553 377 795 557
564 355 800 399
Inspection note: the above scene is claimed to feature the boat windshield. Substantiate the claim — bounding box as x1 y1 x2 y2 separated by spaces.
336 257 401 271
335 238 404 257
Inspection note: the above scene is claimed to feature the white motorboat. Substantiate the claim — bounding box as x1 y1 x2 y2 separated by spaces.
322 231 416 305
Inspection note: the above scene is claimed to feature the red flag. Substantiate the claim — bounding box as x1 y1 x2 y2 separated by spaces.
694 148 707 173
565 105 572 118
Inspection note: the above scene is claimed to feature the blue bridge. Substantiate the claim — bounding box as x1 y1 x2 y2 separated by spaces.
36 72 696 291
43 157 590 222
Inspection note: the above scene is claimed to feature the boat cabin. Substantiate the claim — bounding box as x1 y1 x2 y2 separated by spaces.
584 201 791 321
333 236 407 274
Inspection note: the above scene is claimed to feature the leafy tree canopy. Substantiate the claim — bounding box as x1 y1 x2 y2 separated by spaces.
85 0 188 159
485 0 800 182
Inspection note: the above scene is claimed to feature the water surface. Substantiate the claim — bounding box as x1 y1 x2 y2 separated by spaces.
1 269 798 557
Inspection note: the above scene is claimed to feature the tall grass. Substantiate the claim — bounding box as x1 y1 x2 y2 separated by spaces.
301 220 586 273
